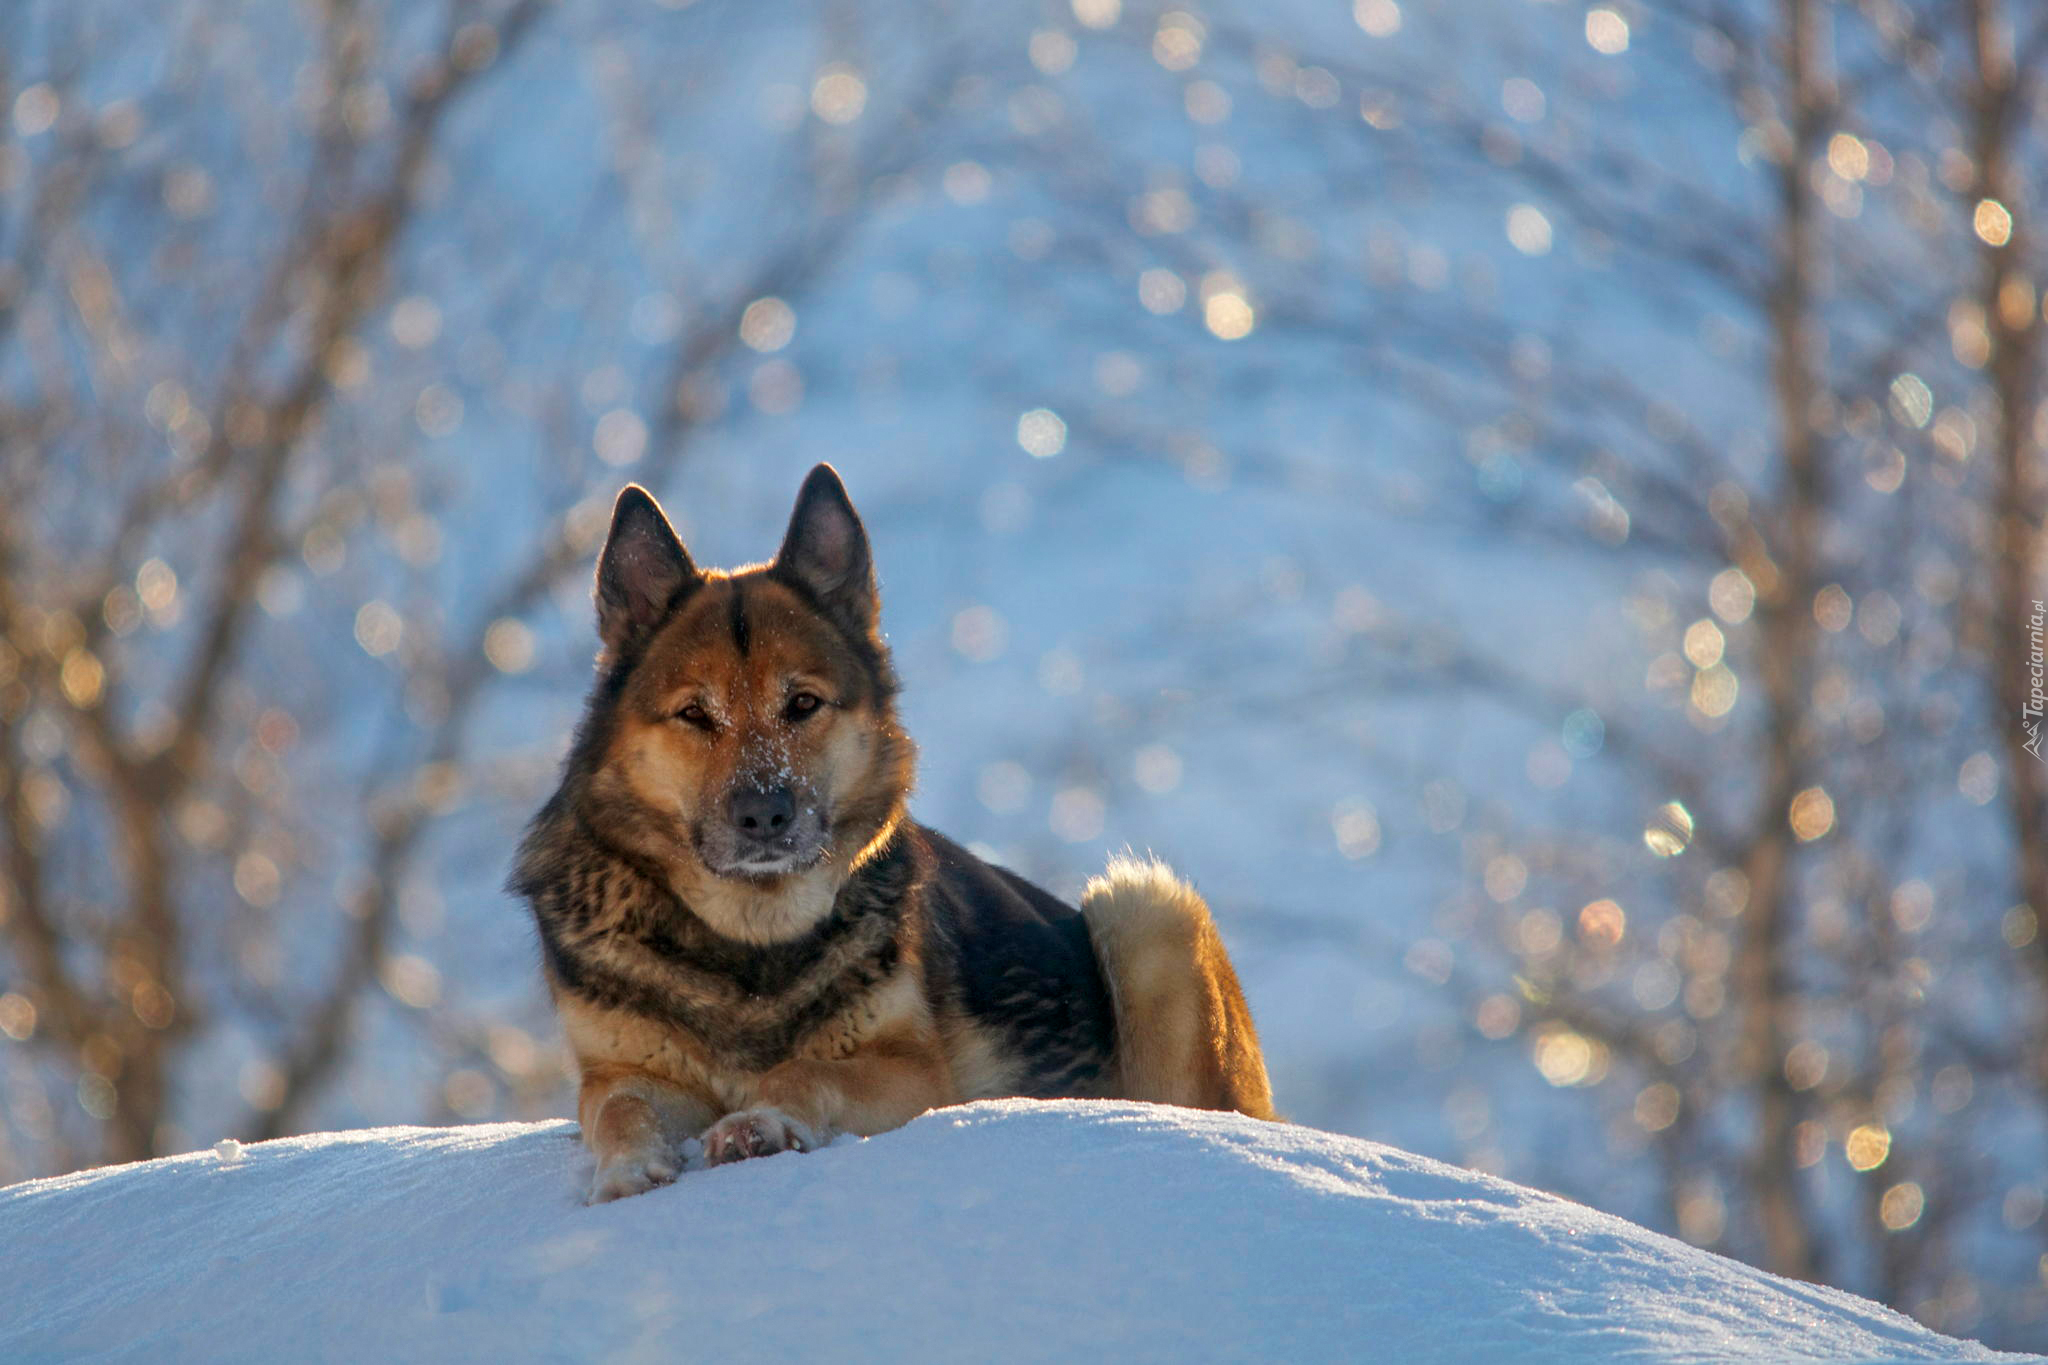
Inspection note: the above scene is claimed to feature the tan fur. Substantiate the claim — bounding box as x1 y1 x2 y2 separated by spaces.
938 1019 1028 1102
578 1062 718 1201
558 994 748 1116
556 920 953 1189
756 1030 954 1137
602 574 906 946
1081 857 1277 1120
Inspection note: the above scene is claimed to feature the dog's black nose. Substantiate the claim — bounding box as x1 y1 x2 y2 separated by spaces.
729 785 795 839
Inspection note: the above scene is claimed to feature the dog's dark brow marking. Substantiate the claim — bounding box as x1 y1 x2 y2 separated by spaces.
728 580 751 658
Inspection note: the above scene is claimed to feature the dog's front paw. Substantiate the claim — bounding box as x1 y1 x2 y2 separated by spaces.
589 1146 680 1204
702 1107 817 1167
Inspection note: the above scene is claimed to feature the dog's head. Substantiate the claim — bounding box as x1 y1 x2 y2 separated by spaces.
558 465 914 939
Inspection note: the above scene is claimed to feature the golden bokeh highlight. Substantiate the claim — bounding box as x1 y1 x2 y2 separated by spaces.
1533 1026 1606 1086
1827 133 1869 182
1974 198 2013 247
1682 618 1724 668
1691 663 1738 718
59 649 105 709
1578 899 1626 947
1789 786 1835 842
1846 1123 1891 1172
1881 1182 1925 1231
1201 272 1255 339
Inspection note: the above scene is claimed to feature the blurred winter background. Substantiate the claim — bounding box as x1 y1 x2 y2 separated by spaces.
4 0 2047 1348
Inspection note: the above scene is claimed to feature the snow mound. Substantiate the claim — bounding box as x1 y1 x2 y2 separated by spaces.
1 1100 2032 1364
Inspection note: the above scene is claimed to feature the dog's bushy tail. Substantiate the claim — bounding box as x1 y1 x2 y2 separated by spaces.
1080 857 1277 1121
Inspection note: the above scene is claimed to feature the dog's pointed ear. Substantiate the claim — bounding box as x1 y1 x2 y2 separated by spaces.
771 464 877 633
595 485 697 658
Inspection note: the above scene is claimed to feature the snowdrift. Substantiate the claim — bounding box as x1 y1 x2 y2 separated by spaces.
0 1100 2033 1363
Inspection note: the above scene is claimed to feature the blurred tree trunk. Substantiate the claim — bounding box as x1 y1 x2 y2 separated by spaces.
1733 0 1832 1284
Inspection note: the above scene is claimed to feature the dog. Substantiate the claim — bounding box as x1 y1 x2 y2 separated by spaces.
511 464 1274 1203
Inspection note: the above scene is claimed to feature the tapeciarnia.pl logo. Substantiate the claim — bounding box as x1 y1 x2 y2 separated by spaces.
2026 599 2045 762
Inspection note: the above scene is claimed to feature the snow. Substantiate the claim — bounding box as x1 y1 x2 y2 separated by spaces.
1 1101 2031 1364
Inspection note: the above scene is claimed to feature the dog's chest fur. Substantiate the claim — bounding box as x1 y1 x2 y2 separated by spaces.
520 818 1118 1102
524 819 918 1076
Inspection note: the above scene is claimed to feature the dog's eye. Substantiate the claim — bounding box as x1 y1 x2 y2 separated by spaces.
785 692 823 721
675 703 716 732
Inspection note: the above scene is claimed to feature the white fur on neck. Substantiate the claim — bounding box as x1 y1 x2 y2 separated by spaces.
674 861 842 946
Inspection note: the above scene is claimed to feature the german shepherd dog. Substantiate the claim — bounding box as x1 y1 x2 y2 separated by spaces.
512 465 1274 1203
